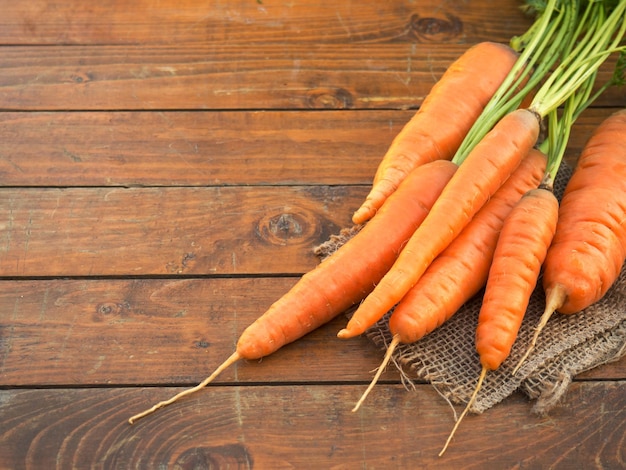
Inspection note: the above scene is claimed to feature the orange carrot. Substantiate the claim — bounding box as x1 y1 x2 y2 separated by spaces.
439 0 626 454
439 185 559 456
338 108 541 340
389 149 547 345
475 186 559 371
515 109 626 371
352 42 519 224
351 148 546 412
128 159 457 424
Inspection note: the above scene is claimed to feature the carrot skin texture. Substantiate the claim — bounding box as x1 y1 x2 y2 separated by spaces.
542 109 626 314
476 187 559 371
389 148 547 344
238 160 458 359
352 42 519 224
339 108 541 339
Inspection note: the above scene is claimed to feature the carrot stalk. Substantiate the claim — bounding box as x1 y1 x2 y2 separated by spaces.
128 159 457 423
453 0 575 164
351 41 520 224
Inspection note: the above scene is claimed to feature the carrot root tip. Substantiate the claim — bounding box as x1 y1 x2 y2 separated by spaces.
439 367 487 457
128 351 242 424
512 284 567 375
352 335 401 413
337 328 356 339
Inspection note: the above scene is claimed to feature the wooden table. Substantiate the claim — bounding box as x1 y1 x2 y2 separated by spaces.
1 1 624 468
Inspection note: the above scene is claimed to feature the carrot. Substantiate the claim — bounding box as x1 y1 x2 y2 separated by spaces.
438 185 559 456
476 187 559 371
351 41 519 225
346 0 604 342
351 148 547 412
337 108 541 340
440 2 626 449
389 149 547 344
127 159 457 424
514 109 626 372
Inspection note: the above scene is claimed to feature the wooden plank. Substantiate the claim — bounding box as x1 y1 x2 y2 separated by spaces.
0 382 623 468
0 44 492 111
1 278 622 387
0 186 362 276
1 44 622 111
0 108 619 188
0 110 399 187
0 278 398 386
0 0 528 46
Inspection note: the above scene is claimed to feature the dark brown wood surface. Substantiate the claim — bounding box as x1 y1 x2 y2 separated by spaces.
0 1 624 468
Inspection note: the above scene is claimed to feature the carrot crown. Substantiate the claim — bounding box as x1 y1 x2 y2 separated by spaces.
453 0 626 166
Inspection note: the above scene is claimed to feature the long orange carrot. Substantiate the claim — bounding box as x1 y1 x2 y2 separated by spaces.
439 184 559 456
437 0 625 455
338 108 541 340
389 148 547 344
351 42 519 224
128 159 457 424
515 109 626 370
351 148 546 412
475 186 559 371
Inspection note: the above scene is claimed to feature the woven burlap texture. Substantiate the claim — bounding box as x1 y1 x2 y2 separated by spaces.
315 163 626 415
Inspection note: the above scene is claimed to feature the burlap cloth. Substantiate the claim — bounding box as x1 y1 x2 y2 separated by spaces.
315 163 626 415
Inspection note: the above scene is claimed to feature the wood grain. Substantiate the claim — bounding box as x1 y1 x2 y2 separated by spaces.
0 278 400 386
0 382 623 469
0 185 363 276
0 108 617 187
1 45 622 111
0 0 527 46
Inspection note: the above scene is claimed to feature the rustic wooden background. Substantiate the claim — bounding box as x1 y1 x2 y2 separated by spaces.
0 0 624 468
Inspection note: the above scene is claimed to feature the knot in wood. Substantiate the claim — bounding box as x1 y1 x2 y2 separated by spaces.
172 444 253 469
306 87 354 109
408 13 462 42
256 209 319 246
94 301 130 321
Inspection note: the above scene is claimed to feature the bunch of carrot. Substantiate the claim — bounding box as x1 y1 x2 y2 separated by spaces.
127 0 626 444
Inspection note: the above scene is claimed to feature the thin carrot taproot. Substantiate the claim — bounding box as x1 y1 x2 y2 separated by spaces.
351 148 547 412
514 109 626 372
337 108 541 340
127 159 457 424
351 41 519 225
